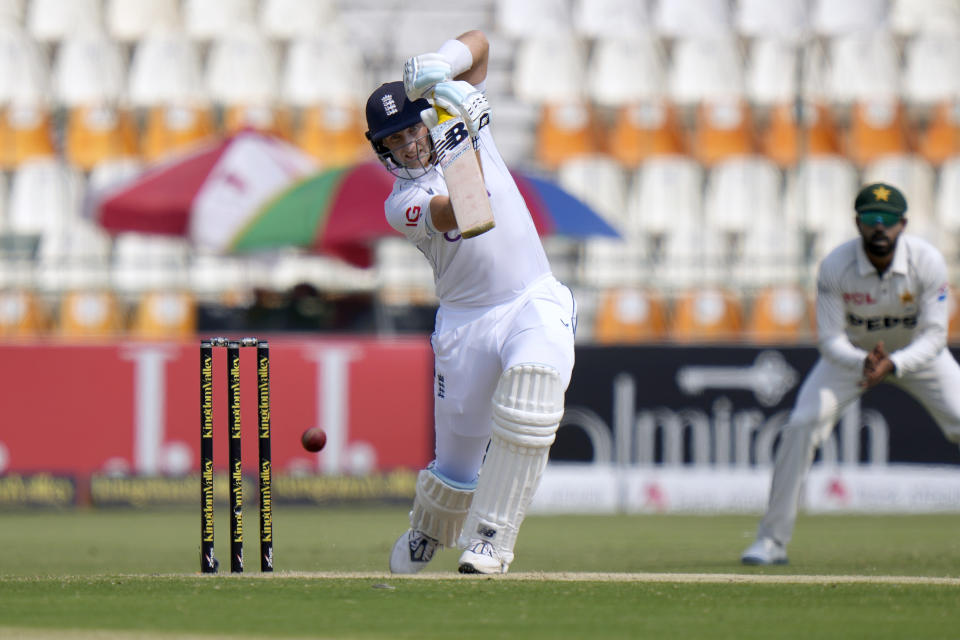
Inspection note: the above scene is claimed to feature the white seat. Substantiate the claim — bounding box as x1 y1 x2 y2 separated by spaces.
704 155 782 235
183 0 256 41
936 155 960 243
270 251 375 293
652 0 733 38
902 33 960 107
626 155 704 237
52 28 127 107
556 155 629 230
374 237 436 305
86 157 142 203
259 0 337 41
0 24 48 106
188 251 250 299
128 28 206 108
8 157 83 237
513 34 587 105
27 0 102 43
112 232 191 294
735 0 809 41
586 32 666 108
390 10 491 64
745 38 799 107
572 0 649 38
580 237 646 288
862 154 937 242
281 32 366 107
105 0 179 42
205 26 280 105
889 0 960 36
496 0 571 39
811 0 888 36
827 30 901 105
0 0 23 26
669 35 745 107
735 216 805 287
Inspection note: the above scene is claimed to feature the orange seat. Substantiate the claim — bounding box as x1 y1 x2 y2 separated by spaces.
536 100 603 171
57 290 126 338
294 103 371 167
223 104 293 140
692 99 756 167
846 99 911 167
746 285 813 344
669 287 744 343
130 290 197 340
761 101 842 167
0 290 50 338
593 288 668 344
606 100 685 169
141 104 216 162
0 104 56 170
918 100 960 166
64 105 139 170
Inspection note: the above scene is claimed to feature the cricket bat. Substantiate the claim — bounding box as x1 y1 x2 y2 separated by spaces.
429 106 495 238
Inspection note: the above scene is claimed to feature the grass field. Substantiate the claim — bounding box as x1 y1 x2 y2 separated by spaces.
1 506 959 638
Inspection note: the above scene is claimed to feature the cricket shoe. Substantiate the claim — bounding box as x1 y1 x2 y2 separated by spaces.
741 537 788 565
458 539 508 574
389 529 440 574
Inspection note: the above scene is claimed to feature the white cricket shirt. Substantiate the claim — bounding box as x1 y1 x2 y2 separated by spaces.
816 234 950 376
384 116 550 308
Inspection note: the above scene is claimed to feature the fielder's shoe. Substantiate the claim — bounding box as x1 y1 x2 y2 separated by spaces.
458 539 508 574
389 529 440 574
741 537 788 565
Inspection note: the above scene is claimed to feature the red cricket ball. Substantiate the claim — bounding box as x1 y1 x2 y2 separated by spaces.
301 427 327 452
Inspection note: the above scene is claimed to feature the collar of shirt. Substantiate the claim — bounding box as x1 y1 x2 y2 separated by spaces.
855 235 908 277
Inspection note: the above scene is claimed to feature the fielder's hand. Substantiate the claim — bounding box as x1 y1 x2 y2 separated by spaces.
432 80 490 143
404 53 452 101
860 341 894 389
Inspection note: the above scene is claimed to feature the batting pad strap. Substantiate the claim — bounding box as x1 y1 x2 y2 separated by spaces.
410 463 476 547
437 38 473 78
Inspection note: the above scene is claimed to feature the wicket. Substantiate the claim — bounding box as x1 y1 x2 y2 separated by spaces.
200 337 273 574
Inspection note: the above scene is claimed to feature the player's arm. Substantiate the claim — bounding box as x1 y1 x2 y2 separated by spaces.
887 250 950 376
815 263 870 371
428 196 457 233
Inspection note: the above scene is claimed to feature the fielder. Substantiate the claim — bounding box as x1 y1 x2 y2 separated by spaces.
364 30 577 574
742 182 960 565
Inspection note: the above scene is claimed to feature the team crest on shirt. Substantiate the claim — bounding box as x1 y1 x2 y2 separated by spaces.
900 291 914 304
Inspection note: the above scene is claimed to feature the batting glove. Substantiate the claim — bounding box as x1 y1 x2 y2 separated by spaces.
404 53 452 101
433 80 491 143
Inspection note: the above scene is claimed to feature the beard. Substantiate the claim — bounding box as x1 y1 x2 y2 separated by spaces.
863 231 897 257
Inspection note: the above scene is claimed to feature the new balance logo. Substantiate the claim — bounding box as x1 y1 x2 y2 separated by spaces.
477 525 497 539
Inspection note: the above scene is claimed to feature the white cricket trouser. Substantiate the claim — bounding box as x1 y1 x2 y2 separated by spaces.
758 348 960 544
430 275 576 484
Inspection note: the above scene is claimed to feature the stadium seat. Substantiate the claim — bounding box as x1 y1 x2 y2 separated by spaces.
0 1 22 25
918 100 960 166
513 34 586 106
535 100 603 170
626 154 703 239
0 289 49 337
56 290 126 338
691 99 756 166
27 0 102 43
0 104 55 170
745 38 799 108
7 157 84 241
127 29 206 108
810 0 887 36
294 103 370 167
586 33 666 109
827 31 900 106
105 0 179 42
606 100 686 169
653 0 733 38
572 0 649 38
183 0 256 41
579 236 645 288
889 0 960 37
746 285 813 343
223 104 293 140
593 287 668 344
760 101 841 167
111 233 191 296
63 105 139 171
259 0 336 41
374 237 436 308
52 29 126 108
496 0 571 39
735 212 806 287
140 104 216 163
556 155 628 228
669 287 744 343
129 290 197 340
735 0 809 41
669 35 745 108
205 27 280 107
845 99 912 167
281 33 366 108
934 155 960 245
902 33 960 109
703 155 780 236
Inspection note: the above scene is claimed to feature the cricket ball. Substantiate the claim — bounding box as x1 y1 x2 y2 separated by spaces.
301 427 327 452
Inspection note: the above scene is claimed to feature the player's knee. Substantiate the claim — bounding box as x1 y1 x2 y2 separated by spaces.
492 363 564 447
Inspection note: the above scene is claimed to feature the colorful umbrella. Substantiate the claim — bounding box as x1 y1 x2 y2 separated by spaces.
511 170 621 238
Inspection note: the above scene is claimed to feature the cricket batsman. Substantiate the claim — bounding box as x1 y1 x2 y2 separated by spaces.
742 182 960 565
363 30 577 574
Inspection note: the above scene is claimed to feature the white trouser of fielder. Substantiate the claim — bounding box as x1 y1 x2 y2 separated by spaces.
430 274 576 484
757 348 960 545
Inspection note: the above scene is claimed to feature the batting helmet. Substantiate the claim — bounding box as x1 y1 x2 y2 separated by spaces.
365 81 430 155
